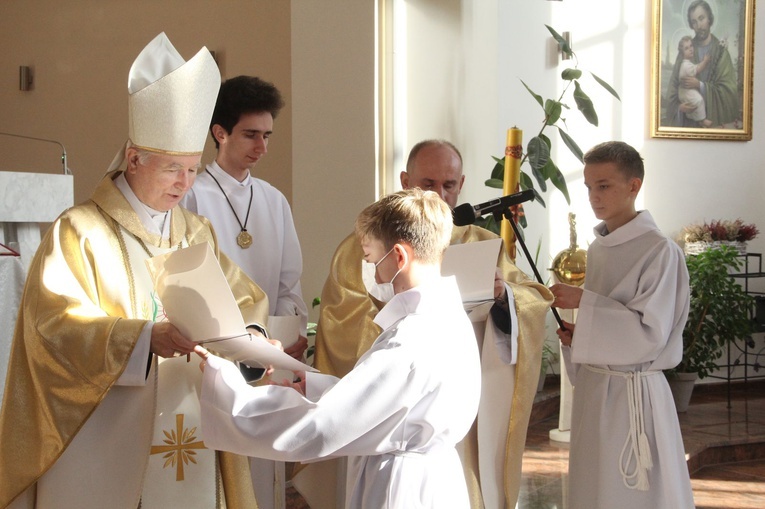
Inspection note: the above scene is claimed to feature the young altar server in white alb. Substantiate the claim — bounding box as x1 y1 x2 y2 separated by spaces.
181 75 308 509
550 141 695 508
195 188 482 508
181 76 308 358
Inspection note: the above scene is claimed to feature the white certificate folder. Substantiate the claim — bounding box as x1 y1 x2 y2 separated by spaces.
145 242 315 372
441 238 502 303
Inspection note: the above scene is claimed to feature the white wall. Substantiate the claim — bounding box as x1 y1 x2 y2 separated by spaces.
393 0 765 376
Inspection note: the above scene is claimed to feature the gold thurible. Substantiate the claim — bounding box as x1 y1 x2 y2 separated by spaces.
551 212 587 286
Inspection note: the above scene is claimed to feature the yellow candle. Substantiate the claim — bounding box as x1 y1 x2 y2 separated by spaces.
501 127 522 261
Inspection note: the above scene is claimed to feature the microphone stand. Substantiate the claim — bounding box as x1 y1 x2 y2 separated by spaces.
0 132 71 175
493 207 566 330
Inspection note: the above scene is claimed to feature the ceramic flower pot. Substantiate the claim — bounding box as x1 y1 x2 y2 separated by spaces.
667 372 699 412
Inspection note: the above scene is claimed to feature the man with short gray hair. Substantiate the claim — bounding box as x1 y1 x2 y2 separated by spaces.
0 33 269 509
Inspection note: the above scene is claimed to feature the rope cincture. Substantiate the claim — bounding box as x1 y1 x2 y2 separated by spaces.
585 365 657 491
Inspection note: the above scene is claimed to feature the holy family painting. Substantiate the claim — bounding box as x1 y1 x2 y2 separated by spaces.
651 0 755 140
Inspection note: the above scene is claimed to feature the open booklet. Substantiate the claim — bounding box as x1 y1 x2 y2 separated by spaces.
441 238 502 305
145 242 316 373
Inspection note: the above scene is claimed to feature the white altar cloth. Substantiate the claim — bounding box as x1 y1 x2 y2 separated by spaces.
0 171 73 271
0 255 24 407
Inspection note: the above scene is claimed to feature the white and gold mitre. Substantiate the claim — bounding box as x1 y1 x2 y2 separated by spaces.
127 32 220 155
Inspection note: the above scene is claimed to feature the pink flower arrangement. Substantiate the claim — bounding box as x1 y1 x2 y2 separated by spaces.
682 219 759 243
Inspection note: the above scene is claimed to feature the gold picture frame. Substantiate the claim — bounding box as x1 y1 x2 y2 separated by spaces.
650 0 756 140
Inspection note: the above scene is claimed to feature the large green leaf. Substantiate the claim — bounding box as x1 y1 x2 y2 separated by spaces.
573 81 598 126
540 158 556 180
545 25 572 57
490 157 505 180
547 160 571 205
521 79 544 108
519 171 534 191
533 194 547 208
591 72 621 101
544 99 562 125
561 68 582 81
527 136 550 171
484 177 504 189
531 164 548 193
557 127 584 162
518 173 547 208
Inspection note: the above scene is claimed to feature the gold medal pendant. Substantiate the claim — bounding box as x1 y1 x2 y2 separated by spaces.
206 169 255 250
237 230 253 249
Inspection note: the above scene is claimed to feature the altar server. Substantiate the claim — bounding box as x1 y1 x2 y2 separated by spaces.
307 140 553 508
196 188 481 508
551 141 695 508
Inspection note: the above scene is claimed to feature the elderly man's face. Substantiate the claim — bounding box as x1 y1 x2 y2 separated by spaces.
400 144 465 209
690 5 712 41
126 148 201 211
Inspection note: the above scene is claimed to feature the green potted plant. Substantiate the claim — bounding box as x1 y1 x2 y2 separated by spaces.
477 25 620 234
666 244 755 411
304 296 321 364
538 340 558 392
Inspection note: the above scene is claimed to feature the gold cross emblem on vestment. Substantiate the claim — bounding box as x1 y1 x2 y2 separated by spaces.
150 413 207 481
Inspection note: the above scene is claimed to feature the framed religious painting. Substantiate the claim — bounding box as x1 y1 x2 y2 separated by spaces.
650 0 756 140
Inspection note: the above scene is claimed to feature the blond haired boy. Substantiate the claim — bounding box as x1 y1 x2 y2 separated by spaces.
551 141 695 508
196 188 481 508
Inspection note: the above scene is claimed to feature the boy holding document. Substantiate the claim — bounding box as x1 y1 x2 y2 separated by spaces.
195 188 482 509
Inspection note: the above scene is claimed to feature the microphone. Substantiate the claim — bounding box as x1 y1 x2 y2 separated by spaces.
453 189 535 226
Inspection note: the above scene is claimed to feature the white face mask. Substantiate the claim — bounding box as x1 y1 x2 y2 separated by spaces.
361 247 404 303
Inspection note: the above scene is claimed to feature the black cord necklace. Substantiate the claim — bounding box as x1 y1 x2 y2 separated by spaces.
206 169 253 248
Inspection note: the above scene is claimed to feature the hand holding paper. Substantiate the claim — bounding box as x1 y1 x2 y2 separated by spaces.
267 314 305 383
150 321 197 359
145 243 316 373
441 238 503 304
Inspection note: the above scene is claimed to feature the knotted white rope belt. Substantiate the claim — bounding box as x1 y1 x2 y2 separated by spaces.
584 365 659 491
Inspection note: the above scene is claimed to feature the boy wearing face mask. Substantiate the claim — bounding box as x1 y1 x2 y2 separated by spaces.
360 245 402 302
310 140 553 509
194 188 482 509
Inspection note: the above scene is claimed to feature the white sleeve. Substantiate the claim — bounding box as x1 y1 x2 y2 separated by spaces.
560 344 577 386
305 371 341 401
490 282 518 364
200 343 427 463
274 198 309 335
115 322 152 386
571 244 687 366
